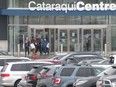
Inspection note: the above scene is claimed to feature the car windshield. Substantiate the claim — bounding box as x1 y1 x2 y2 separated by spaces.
47 54 66 60
98 66 116 76
0 50 8 55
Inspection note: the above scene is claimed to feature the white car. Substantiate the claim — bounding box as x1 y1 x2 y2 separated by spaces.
0 61 53 87
96 65 116 87
0 56 31 71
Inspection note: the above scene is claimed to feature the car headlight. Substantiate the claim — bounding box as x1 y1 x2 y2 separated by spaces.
74 80 88 86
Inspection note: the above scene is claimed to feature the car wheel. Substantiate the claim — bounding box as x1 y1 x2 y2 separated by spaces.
67 84 73 87
14 79 21 87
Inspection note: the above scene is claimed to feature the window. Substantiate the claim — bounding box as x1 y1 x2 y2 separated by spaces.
0 59 5 66
1 64 8 72
93 68 105 76
11 64 27 71
60 68 75 76
76 68 92 77
30 67 44 73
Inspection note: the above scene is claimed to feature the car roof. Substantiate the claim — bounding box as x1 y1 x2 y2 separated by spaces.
0 56 29 59
5 61 54 65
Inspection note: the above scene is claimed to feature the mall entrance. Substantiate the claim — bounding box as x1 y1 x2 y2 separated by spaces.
28 25 108 53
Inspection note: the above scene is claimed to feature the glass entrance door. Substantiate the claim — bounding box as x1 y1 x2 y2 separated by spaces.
59 29 68 52
69 30 78 51
58 29 78 52
83 29 92 51
82 29 106 52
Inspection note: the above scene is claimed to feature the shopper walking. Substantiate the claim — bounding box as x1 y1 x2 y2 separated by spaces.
25 36 30 57
41 39 47 54
35 36 42 55
30 37 36 58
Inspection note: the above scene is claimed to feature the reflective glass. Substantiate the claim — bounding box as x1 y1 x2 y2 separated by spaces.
70 30 78 51
60 30 68 52
111 26 116 51
93 30 101 51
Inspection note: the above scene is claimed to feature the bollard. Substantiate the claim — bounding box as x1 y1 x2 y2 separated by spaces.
104 44 107 57
17 44 20 57
61 44 63 53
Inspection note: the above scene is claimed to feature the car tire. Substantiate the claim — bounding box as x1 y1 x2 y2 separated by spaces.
14 79 21 87
66 84 73 87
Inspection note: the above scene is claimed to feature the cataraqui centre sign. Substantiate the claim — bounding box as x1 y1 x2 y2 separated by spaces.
28 1 116 14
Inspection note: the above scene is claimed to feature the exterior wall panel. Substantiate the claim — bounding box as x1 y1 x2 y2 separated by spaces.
0 15 7 40
0 0 7 9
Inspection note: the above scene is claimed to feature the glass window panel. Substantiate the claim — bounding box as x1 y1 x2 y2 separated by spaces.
82 16 91 24
29 16 39 24
95 16 107 24
56 16 66 25
111 26 116 51
111 16 116 24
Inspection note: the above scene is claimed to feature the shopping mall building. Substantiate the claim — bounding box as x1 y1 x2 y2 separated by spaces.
0 0 116 55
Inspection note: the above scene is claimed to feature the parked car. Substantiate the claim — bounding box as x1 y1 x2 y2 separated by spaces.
78 59 105 64
36 64 105 87
0 50 8 55
0 61 53 87
102 75 116 87
38 52 103 64
27 65 61 87
0 56 31 71
73 64 116 87
73 76 100 87
96 65 116 87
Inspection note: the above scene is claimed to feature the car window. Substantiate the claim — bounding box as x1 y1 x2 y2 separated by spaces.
93 68 105 76
29 67 43 73
11 64 27 71
76 68 92 77
1 64 8 72
60 68 75 76
27 63 49 71
46 67 58 74
98 67 116 76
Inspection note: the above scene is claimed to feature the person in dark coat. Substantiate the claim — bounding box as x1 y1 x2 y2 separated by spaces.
25 36 30 57
35 36 42 55
41 39 47 54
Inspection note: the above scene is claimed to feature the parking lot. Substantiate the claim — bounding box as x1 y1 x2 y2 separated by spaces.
0 51 116 87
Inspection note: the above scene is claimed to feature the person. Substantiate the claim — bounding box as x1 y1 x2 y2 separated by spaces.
41 39 47 54
46 42 49 54
30 38 36 58
35 36 42 55
25 36 30 57
109 55 114 64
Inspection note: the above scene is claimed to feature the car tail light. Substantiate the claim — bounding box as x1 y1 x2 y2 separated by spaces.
1 73 10 77
31 74 37 81
54 78 61 84
99 82 103 87
24 75 28 80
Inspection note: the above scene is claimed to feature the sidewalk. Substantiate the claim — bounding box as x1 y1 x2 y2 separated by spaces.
12 52 53 59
